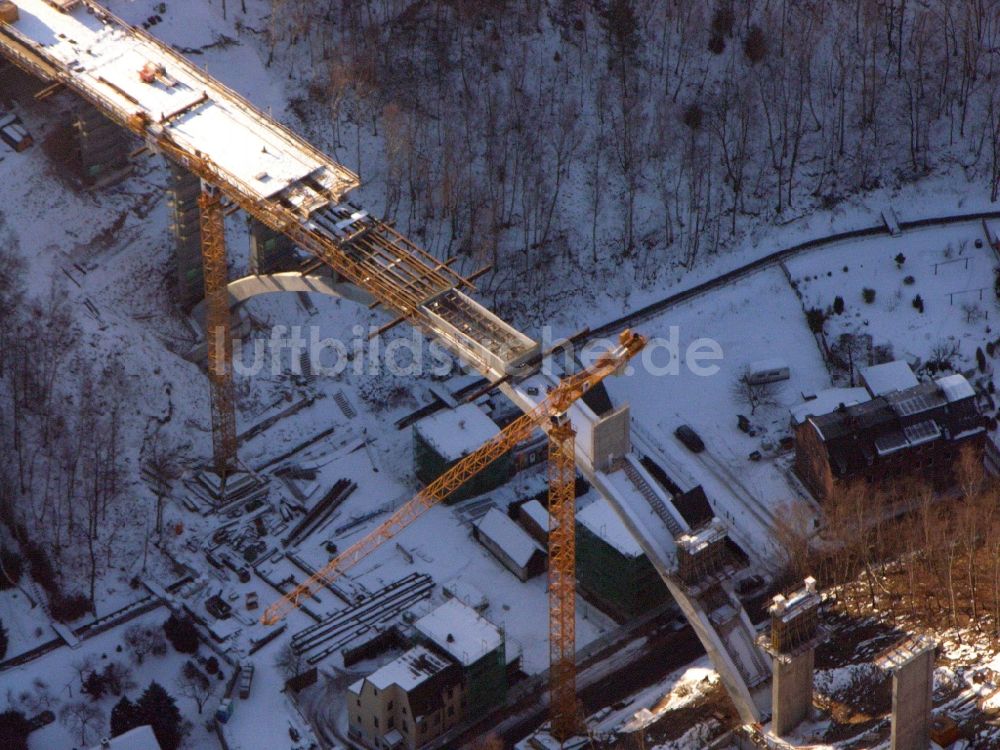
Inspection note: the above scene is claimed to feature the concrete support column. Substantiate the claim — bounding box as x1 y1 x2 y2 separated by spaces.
878 636 935 750
73 104 130 186
761 577 825 739
771 648 814 735
248 217 295 275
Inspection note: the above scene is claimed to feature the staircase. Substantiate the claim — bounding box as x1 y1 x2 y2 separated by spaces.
621 458 684 537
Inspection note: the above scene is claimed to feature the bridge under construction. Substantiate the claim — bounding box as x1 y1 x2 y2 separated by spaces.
0 0 774 739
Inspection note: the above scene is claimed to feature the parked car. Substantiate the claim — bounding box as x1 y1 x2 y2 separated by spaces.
674 424 705 453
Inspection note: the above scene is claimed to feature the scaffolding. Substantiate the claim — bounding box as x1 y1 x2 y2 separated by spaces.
547 418 578 741
198 187 236 479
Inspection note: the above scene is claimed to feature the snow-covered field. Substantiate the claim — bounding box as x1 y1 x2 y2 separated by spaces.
4 0 1000 747
786 222 998 373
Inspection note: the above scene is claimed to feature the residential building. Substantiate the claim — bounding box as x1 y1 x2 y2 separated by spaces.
794 371 985 500
413 599 507 717
347 645 463 750
88 726 162 750
516 499 550 544
575 499 669 621
412 404 511 503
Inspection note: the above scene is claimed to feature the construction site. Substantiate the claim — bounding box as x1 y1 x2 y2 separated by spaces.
1 1 1000 750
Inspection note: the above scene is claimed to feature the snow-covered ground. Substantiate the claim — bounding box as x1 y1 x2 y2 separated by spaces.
786 222 998 372
0 607 219 749
604 265 830 561
4 0 1000 747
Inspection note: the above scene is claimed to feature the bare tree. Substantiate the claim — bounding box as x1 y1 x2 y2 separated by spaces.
177 661 216 714
124 624 166 665
59 700 105 746
731 365 780 415
274 641 308 681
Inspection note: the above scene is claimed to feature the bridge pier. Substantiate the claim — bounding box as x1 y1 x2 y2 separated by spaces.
166 160 204 310
760 577 825 738
73 104 130 186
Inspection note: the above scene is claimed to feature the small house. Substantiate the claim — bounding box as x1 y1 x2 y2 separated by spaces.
472 508 546 581
516 499 550 544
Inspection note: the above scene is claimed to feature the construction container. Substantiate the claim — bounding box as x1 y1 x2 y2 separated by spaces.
0 2 19 24
44 0 82 12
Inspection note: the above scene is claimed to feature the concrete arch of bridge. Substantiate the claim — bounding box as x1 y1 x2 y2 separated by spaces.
186 271 374 362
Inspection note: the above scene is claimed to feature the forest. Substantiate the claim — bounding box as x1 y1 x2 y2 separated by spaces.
264 0 1000 321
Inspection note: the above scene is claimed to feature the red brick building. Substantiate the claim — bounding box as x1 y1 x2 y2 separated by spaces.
794 373 985 500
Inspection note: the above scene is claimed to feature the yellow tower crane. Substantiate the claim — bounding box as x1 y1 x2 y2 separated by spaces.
261 329 646 740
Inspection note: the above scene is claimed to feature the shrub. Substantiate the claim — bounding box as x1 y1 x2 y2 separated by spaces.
711 4 735 36
51 592 91 623
681 102 703 131
163 615 199 655
903 275 915 285
0 548 22 590
137 682 184 750
862 288 876 304
205 656 219 675
833 296 845 315
913 294 924 312
110 696 140 738
82 670 107 701
806 307 827 334
124 625 166 664
743 24 768 64
25 543 57 593
978 347 987 372
894 252 906 267
708 33 725 54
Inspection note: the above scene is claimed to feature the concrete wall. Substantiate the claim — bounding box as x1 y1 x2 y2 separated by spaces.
590 404 630 472
890 646 934 750
771 649 814 736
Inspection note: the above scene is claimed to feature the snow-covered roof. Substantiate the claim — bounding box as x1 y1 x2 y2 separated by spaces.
520 499 551 531
577 500 644 559
790 387 871 425
350 645 453 694
88 726 161 750
750 358 788 373
474 508 543 568
414 403 500 462
414 598 503 667
936 373 975 403
860 360 918 396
